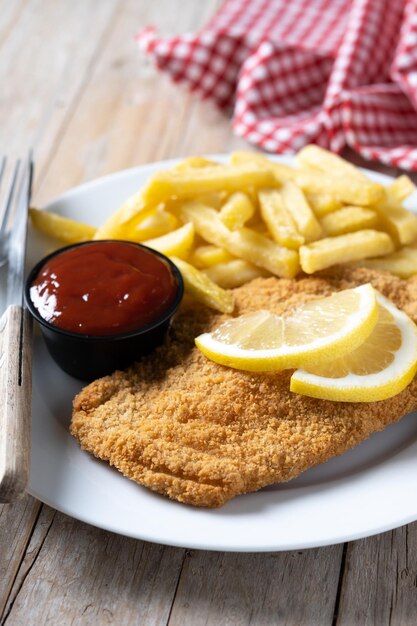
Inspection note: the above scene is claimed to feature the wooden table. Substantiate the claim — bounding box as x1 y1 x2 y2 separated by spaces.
2 2 417 624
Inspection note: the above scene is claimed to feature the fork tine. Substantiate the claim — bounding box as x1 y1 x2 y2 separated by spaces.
0 159 21 239
0 157 6 188
26 151 34 205
7 154 33 264
0 159 23 267
0 156 7 210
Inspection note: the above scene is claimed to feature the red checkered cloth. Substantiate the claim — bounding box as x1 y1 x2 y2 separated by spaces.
137 0 417 171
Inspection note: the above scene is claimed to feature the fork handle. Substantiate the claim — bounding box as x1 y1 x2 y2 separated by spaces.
0 304 32 502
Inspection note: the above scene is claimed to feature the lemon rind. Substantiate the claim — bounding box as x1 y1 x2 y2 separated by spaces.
290 293 417 402
195 284 378 371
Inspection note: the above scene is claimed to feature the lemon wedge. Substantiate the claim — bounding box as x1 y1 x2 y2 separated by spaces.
290 292 417 402
195 284 378 371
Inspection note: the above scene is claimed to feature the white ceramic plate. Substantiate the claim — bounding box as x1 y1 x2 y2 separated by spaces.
23 156 417 552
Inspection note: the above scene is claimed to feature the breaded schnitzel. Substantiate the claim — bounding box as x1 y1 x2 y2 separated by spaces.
71 267 417 507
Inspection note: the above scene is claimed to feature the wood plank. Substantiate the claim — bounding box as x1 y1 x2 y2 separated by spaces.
0 306 32 503
34 0 224 205
0 495 41 616
0 0 119 161
3 508 185 625
1 504 55 619
336 523 417 625
175 97 249 156
168 546 343 626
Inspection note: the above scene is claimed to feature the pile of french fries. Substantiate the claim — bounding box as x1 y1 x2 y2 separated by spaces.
30 146 417 313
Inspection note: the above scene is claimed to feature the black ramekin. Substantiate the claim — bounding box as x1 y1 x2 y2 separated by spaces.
25 240 184 381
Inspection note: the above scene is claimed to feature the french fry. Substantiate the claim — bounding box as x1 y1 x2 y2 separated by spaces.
320 206 379 237
166 192 227 212
350 245 417 278
30 208 96 243
93 190 154 240
84 151 417 296
372 194 417 246
306 193 342 217
229 151 295 183
179 202 238 251
300 230 394 274
295 169 384 207
387 175 416 203
141 164 275 206
173 156 220 171
258 189 304 249
191 245 235 268
126 210 179 241
203 259 270 288
296 145 358 176
219 192 255 230
279 181 322 242
195 192 227 210
226 227 300 278
170 256 234 313
296 145 384 206
180 202 300 278
142 222 194 259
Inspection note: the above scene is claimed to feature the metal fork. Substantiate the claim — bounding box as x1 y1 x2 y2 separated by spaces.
0 158 21 267
0 155 33 502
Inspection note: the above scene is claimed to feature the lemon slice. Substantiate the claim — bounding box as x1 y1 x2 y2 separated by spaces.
290 292 417 402
195 284 378 371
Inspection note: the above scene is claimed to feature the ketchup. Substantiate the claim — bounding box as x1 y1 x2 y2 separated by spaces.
29 241 179 336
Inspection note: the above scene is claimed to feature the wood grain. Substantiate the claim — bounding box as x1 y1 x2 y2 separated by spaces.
0 495 41 617
178 97 249 156
34 0 227 205
3 509 185 625
336 524 417 625
0 0 119 166
0 306 32 502
169 546 344 626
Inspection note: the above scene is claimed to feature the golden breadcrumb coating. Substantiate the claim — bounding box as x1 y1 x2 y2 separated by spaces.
70 267 417 507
